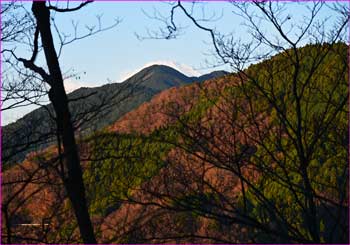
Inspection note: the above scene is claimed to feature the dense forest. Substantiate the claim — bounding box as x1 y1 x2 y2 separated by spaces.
1 1 349 244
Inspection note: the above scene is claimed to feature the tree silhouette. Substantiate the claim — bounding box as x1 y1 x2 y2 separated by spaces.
2 1 119 243
107 1 348 243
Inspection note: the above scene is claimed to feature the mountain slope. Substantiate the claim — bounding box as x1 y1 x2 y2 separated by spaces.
2 43 347 243
94 43 349 243
2 65 228 165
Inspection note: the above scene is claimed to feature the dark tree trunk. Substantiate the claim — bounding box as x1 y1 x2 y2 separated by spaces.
31 2 97 243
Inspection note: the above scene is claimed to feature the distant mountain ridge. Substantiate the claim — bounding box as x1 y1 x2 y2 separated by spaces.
2 64 228 165
2 43 348 243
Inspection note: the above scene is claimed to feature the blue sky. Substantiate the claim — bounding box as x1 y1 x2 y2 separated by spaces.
1 1 347 125
54 1 235 87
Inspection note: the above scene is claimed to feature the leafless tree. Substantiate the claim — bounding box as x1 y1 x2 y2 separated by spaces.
2 1 348 244
104 1 348 243
1 1 121 243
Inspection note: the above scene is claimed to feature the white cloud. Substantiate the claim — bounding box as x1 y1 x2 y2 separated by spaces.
116 60 202 83
64 79 96 93
64 61 203 92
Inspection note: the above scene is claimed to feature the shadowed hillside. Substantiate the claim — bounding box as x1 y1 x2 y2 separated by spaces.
2 43 348 244
2 65 228 166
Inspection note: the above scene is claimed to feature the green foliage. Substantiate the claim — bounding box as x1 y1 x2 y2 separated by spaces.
83 130 174 216
53 43 347 243
80 43 347 243
180 88 219 124
234 43 348 242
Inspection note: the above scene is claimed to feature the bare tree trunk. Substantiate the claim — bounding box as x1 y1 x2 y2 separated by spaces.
3 205 12 244
31 2 96 243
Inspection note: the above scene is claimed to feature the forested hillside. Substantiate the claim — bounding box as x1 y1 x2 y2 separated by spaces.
2 43 348 243
2 65 227 166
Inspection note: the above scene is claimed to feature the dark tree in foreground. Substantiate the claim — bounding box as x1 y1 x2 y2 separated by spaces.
1 1 119 243
28 2 96 243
